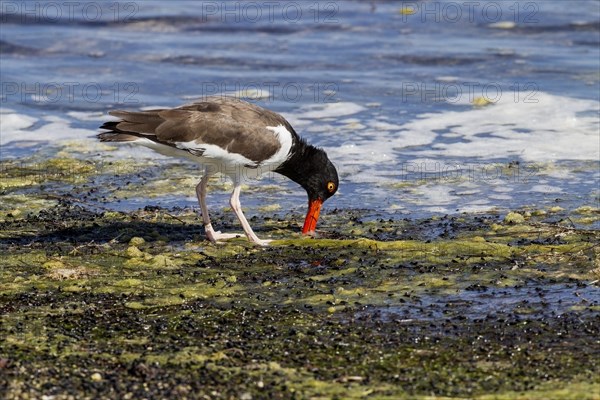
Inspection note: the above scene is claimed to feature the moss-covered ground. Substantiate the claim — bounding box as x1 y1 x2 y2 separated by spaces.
1 156 599 399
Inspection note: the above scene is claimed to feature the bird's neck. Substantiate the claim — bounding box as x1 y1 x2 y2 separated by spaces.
274 135 318 189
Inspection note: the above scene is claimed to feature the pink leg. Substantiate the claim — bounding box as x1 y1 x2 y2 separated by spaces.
229 184 271 246
195 173 241 243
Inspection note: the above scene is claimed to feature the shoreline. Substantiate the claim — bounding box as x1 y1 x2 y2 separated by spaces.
1 197 598 399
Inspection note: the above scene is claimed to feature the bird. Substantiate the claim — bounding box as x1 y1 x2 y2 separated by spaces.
98 96 338 246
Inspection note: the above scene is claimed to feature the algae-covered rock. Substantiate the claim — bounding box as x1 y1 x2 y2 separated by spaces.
490 223 503 231
258 204 281 212
7 209 22 218
504 212 525 224
129 237 146 246
574 206 599 215
573 216 599 225
62 284 86 293
114 278 143 288
151 254 176 268
124 301 146 310
42 260 67 270
125 246 145 259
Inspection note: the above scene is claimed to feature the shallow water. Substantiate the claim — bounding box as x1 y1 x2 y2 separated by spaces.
1 0 599 223
372 283 600 321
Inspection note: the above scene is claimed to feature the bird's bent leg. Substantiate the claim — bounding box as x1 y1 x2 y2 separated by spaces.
195 173 239 243
195 173 211 227
229 185 271 246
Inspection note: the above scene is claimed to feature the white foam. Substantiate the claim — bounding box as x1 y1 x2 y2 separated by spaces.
489 194 513 200
458 204 496 213
67 111 107 121
493 186 514 193
435 76 460 83
398 92 599 162
0 113 37 131
0 111 92 146
296 102 366 119
300 92 599 212
413 185 458 206
530 184 563 193
367 120 403 130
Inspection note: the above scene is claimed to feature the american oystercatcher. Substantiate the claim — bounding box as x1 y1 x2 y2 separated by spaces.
98 96 338 245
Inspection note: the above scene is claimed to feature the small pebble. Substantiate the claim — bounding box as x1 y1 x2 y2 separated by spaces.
91 372 102 382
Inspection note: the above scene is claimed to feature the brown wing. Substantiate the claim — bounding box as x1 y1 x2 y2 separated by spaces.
99 97 295 164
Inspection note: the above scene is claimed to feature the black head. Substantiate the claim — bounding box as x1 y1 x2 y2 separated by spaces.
275 143 338 234
302 153 339 202
297 149 338 234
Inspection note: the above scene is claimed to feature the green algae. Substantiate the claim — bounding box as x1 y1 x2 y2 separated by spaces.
0 157 96 191
504 211 526 224
124 245 146 259
128 236 146 247
1 161 599 399
574 206 600 215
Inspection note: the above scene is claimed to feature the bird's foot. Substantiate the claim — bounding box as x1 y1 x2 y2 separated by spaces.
205 224 271 246
214 231 243 241
244 231 272 246
205 224 242 243
206 231 243 243
211 233 271 246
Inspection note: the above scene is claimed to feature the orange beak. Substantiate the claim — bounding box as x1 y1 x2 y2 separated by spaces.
302 198 323 235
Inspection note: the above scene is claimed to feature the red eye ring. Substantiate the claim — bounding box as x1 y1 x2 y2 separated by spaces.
327 182 336 193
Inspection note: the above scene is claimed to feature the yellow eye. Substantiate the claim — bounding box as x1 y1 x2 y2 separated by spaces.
327 181 336 193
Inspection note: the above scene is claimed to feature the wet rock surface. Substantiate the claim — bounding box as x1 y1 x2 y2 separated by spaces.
1 199 599 399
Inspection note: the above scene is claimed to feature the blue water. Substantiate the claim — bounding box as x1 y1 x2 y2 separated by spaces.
1 0 599 221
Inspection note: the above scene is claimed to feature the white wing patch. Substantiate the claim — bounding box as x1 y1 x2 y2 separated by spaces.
128 137 202 163
176 140 255 166
264 125 293 167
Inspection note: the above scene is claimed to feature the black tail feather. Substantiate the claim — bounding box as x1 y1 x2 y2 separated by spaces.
99 121 121 131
